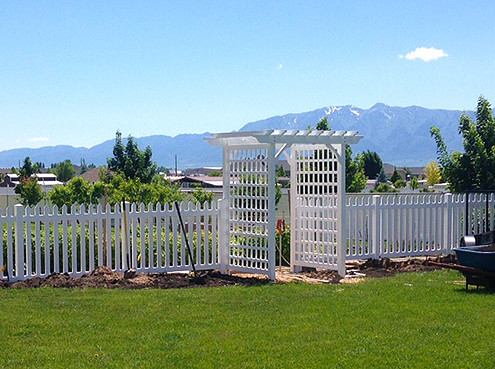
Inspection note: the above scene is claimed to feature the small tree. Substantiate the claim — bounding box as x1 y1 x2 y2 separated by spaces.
54 160 76 183
276 165 287 178
107 131 158 184
409 176 419 190
346 147 367 193
15 177 44 206
188 186 215 205
373 183 397 193
209 169 222 177
19 157 35 179
390 167 402 183
316 117 330 130
375 168 388 185
424 161 441 186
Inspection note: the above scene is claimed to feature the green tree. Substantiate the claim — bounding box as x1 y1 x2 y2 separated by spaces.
424 161 441 186
54 160 76 183
375 168 388 186
373 183 397 193
346 147 367 193
188 186 215 205
209 169 222 177
19 157 35 179
49 185 72 208
394 179 407 189
316 117 330 130
15 177 44 206
49 177 105 208
361 150 384 179
107 131 158 184
409 176 419 190
431 96 495 192
390 167 402 183
314 120 366 192
276 165 287 178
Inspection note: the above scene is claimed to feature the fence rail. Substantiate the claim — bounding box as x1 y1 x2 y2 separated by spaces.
346 193 495 260
1 201 219 282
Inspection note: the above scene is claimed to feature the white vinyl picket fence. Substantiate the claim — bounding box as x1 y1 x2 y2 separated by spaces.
346 193 495 260
2 193 494 281
0 202 219 282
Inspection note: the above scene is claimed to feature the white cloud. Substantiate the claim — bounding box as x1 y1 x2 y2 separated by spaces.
399 47 448 62
278 63 283 70
27 137 49 144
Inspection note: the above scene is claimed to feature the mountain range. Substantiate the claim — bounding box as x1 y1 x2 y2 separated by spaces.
0 103 472 169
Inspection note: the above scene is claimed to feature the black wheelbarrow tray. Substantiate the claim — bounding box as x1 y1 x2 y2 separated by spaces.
429 245 495 290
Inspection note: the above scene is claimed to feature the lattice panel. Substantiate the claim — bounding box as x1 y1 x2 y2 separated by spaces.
292 145 340 269
227 147 270 272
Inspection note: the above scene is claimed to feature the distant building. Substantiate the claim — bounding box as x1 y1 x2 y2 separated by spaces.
167 175 223 189
183 167 222 176
0 173 62 189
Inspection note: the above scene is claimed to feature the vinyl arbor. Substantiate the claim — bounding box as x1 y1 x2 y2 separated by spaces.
206 130 362 279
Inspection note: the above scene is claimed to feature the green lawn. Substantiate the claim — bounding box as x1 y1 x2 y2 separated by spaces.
0 270 494 369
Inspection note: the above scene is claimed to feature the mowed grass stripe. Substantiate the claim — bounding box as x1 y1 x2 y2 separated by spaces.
0 270 493 369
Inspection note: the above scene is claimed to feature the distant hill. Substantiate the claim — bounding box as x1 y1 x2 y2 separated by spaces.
240 103 472 167
0 103 472 168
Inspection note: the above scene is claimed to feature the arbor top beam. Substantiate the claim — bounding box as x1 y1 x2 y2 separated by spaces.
205 130 362 147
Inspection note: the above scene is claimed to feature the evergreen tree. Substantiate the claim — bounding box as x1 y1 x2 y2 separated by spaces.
361 150 384 179
375 168 388 185
19 157 35 179
316 117 330 130
390 167 402 183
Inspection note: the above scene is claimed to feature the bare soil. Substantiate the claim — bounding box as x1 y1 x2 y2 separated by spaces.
0 255 457 289
2 267 269 290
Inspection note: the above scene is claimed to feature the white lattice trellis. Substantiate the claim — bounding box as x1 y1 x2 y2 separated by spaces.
207 130 362 278
290 145 343 272
226 146 273 274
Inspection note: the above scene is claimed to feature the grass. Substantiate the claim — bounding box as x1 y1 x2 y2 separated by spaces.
0 270 494 369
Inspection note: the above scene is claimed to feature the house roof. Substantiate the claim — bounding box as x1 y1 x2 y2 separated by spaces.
166 175 223 188
79 168 101 184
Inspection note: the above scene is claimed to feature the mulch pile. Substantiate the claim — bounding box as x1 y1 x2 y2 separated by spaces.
0 255 457 289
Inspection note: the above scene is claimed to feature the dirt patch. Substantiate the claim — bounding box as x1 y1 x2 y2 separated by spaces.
354 254 456 278
276 254 457 283
3 267 269 290
0 255 457 289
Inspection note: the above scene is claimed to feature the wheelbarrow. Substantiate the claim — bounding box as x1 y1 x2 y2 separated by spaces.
429 232 495 291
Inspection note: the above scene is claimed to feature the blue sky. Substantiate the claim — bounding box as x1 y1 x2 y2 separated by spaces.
1 1 494 150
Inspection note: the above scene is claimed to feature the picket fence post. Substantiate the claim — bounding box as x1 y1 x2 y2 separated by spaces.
14 204 25 282
121 201 131 270
443 194 452 253
372 195 380 259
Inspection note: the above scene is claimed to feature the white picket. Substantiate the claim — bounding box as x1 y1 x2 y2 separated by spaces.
346 193 495 260
0 200 220 282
